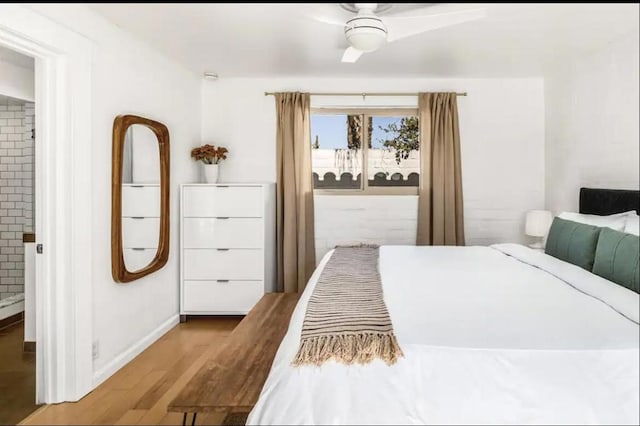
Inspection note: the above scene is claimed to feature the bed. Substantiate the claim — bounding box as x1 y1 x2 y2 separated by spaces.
247 188 640 425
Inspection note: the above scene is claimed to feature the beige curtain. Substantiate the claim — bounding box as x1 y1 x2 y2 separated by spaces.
416 93 465 246
275 92 316 293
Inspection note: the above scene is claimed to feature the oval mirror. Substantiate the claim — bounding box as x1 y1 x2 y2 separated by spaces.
112 115 170 283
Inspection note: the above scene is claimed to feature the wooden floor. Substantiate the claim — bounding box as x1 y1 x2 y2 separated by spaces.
0 320 38 425
20 317 242 425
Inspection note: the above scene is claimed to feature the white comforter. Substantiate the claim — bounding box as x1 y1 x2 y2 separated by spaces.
248 244 640 425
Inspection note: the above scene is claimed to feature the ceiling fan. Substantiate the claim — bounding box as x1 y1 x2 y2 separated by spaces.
312 3 487 63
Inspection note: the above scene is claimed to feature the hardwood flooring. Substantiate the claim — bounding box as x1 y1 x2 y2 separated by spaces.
169 294 299 414
20 317 242 425
0 320 37 426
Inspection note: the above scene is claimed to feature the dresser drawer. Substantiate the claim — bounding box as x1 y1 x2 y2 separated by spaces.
123 248 157 272
122 217 160 248
122 185 161 218
183 249 263 280
183 218 263 249
183 186 263 218
182 281 263 313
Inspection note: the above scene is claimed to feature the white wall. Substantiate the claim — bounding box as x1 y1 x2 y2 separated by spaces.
28 5 202 380
545 30 640 212
314 196 418 263
201 77 546 252
0 59 34 101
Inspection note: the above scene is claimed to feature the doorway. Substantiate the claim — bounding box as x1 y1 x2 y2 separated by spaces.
0 47 38 424
0 4 94 406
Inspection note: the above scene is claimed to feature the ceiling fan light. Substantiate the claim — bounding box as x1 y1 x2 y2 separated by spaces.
344 15 387 52
346 29 386 52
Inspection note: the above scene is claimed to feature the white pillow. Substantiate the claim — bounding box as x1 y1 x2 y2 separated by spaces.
623 214 639 236
557 211 636 231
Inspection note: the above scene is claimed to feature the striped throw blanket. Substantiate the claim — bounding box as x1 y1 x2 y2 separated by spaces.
293 245 403 366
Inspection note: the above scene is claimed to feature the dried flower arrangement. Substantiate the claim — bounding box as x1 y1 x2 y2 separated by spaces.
190 144 229 165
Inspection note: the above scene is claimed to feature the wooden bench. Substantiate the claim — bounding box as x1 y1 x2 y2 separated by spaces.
168 293 299 425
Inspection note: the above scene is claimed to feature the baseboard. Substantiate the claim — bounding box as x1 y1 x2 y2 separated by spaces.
23 340 36 353
92 314 179 388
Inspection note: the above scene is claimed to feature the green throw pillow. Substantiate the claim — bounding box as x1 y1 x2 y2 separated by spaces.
592 228 640 294
545 217 601 270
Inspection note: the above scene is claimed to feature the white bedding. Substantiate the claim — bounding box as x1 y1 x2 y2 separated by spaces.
248 244 640 425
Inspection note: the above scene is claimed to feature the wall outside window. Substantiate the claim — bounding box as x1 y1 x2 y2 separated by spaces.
311 148 420 189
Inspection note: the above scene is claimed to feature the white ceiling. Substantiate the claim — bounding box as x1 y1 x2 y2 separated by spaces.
0 45 34 70
89 3 639 78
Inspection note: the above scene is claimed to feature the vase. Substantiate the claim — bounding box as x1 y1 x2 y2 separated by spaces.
203 163 219 183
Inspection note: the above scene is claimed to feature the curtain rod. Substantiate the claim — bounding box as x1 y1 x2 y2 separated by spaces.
264 91 467 97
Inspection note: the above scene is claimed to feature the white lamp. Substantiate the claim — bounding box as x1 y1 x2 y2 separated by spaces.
525 210 553 249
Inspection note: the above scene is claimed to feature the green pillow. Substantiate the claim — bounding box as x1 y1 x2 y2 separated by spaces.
592 228 639 294
545 217 601 270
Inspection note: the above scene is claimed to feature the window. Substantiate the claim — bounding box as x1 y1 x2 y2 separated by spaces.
310 109 419 194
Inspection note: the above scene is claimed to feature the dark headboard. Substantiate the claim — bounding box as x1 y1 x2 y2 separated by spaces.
579 188 640 215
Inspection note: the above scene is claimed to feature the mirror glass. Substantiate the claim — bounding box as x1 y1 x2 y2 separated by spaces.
112 114 169 283
121 124 161 272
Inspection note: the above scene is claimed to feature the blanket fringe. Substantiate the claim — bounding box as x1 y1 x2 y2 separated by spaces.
292 333 404 367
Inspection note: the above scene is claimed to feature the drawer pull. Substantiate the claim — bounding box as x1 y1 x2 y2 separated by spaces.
131 216 145 220
217 279 229 283
216 217 230 220
216 248 230 251
131 248 146 251
216 185 229 188
130 185 144 188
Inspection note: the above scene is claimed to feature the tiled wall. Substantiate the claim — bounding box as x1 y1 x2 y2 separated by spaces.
0 98 34 300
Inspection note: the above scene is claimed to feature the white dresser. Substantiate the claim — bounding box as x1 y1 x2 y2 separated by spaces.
180 183 275 318
121 184 160 270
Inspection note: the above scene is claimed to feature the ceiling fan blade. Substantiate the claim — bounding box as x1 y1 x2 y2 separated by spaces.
309 14 346 27
341 47 364 63
304 4 351 27
382 3 443 17
384 8 487 43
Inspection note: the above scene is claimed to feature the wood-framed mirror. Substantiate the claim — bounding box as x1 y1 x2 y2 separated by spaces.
111 114 170 283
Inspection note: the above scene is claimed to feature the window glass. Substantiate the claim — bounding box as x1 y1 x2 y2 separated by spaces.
310 114 362 190
368 116 420 187
310 111 419 193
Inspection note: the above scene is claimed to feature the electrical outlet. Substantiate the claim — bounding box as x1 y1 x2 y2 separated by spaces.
92 341 99 360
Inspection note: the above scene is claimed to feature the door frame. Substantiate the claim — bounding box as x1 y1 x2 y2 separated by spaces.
0 5 93 403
